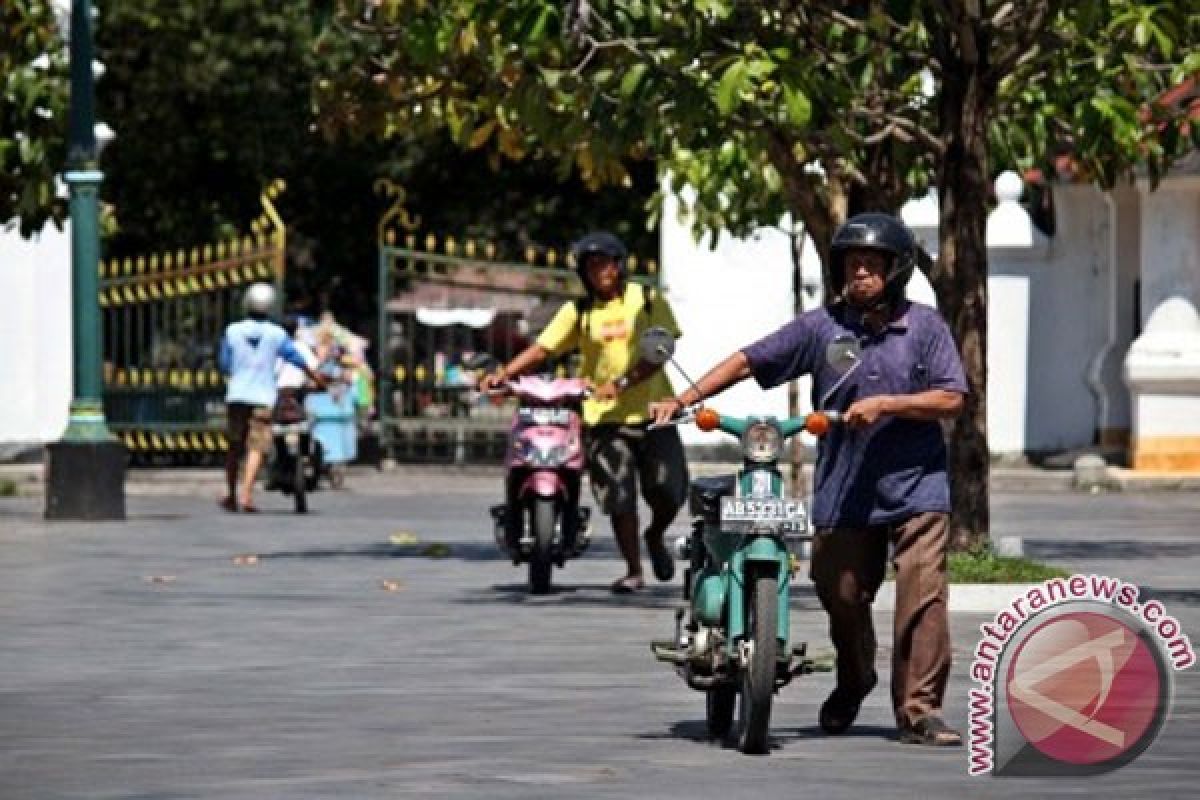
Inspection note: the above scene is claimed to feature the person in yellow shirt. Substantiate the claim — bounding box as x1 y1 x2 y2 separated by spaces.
481 232 688 593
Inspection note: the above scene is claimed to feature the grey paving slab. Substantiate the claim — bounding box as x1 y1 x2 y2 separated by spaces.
0 486 1197 799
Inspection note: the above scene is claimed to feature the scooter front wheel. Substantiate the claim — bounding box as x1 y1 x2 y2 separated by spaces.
528 497 556 594
738 567 778 754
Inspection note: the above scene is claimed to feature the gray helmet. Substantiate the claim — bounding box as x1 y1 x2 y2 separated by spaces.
829 213 917 305
243 282 277 317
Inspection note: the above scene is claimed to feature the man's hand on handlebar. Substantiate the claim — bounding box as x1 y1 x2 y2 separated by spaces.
649 396 686 426
479 369 509 393
843 395 891 429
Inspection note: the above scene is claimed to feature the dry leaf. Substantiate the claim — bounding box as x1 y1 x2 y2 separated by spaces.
389 532 419 546
379 579 403 592
233 554 260 566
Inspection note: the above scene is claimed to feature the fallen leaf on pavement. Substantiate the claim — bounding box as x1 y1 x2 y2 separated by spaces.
389 532 419 546
379 579 403 592
421 543 451 558
233 554 260 566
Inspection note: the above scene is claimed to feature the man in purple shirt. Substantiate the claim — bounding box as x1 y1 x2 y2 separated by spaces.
650 213 966 746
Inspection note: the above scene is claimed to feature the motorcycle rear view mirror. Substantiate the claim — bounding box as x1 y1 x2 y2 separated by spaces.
819 333 863 410
639 326 676 366
825 334 862 374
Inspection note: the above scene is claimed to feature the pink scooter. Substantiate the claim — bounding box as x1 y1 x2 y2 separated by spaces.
485 373 593 594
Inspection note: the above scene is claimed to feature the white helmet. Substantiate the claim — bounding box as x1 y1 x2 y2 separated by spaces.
243 282 277 316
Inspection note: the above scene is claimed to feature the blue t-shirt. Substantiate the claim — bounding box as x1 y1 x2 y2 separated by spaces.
219 318 307 407
742 301 967 527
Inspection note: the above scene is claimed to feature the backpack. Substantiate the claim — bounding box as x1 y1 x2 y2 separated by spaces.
572 281 657 337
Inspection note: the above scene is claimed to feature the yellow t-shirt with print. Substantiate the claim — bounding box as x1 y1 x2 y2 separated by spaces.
536 282 680 426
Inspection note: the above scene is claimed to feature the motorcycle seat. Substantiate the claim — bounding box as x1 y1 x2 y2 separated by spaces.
688 474 737 517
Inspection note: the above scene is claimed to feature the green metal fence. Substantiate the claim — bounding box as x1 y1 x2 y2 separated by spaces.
100 181 287 464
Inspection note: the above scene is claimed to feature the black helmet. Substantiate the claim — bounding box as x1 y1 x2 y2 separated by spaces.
828 212 916 305
570 231 627 294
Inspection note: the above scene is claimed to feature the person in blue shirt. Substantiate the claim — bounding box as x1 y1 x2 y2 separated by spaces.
218 283 324 512
650 214 967 747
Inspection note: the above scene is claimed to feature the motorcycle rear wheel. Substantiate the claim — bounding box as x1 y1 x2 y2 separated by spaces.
737 567 778 754
528 497 556 594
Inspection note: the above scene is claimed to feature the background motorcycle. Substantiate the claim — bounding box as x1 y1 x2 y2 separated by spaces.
466 355 593 594
267 390 323 514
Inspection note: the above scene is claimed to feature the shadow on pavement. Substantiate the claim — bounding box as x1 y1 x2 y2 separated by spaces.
253 539 623 563
454 582 682 610
1140 587 1200 606
635 720 901 751
1025 539 1200 560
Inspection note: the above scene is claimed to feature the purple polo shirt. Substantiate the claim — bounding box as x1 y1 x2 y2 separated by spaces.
742 301 967 527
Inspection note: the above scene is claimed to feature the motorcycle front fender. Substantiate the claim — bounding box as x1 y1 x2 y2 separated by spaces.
726 537 791 652
519 470 565 500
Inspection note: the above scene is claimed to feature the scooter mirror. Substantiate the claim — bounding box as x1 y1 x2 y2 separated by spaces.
639 326 676 366
825 333 862 374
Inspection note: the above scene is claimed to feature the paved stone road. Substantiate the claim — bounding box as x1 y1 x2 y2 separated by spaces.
1 485 1197 799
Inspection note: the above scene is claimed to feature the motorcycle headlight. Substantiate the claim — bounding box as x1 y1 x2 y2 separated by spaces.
742 422 782 463
533 444 569 466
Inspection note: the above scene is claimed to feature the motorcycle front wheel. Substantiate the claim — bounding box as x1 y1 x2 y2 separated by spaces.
737 567 778 754
293 452 308 514
528 497 556 594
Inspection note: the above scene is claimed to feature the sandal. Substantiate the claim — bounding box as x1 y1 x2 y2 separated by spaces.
899 715 962 747
644 531 675 582
610 575 645 594
819 671 877 735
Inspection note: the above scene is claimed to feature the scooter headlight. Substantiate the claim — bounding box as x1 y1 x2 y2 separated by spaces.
742 422 782 463
533 444 569 466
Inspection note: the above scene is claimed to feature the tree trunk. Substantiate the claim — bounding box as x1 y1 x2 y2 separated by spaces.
933 54 992 552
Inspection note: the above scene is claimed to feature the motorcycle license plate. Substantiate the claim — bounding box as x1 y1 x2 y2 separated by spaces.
719 497 807 534
519 408 571 426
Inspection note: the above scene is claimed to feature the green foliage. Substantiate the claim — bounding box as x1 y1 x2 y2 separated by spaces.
0 0 69 234
97 0 318 250
317 1 1198 252
91 1 656 333
947 550 1069 584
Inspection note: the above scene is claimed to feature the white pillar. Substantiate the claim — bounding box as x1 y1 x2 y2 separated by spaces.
1123 171 1200 471
986 172 1048 455
0 219 73 454
1124 297 1200 471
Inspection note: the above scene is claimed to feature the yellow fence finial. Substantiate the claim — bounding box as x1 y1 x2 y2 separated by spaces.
375 178 421 244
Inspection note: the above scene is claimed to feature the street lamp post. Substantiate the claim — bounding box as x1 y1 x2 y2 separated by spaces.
44 0 126 520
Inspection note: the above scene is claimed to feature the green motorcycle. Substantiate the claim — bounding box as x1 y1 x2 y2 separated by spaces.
643 327 859 755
